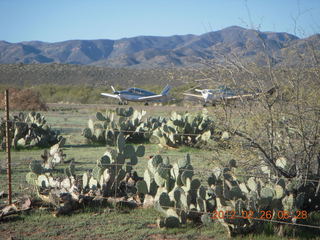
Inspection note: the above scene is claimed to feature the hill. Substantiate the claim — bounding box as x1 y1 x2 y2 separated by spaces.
1 26 318 68
0 64 201 87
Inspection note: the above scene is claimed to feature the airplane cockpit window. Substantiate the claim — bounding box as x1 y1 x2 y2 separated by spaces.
127 88 143 94
126 87 153 95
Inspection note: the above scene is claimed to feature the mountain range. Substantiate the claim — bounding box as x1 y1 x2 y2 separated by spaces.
0 26 319 68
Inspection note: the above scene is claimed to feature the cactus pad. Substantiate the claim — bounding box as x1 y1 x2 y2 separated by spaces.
136 180 148 195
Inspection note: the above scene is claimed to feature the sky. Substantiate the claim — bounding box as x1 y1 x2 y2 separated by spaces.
0 0 319 43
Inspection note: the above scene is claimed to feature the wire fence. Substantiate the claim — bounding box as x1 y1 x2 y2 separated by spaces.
1 104 320 233
1 148 320 199
1 152 320 231
101 198 320 230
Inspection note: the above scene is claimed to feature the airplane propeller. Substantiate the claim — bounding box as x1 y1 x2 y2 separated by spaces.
111 86 116 93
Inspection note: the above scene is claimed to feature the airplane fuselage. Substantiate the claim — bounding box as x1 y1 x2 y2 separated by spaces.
101 86 171 103
116 88 158 102
199 89 236 103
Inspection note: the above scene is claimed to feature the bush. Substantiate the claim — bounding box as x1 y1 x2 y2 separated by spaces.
0 88 47 111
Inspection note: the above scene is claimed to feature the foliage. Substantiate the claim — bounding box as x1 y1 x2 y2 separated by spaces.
0 63 201 100
137 154 214 228
83 107 222 149
0 87 47 111
206 158 320 237
150 110 218 148
82 132 145 197
82 107 150 145
25 133 145 215
0 111 62 150
26 138 68 187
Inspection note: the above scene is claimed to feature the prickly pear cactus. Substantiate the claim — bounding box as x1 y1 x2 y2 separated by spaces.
24 141 83 215
26 138 69 185
82 132 145 197
26 133 147 215
82 107 148 145
26 139 78 204
136 116 167 140
1 111 62 149
82 108 221 148
150 111 217 148
140 154 213 228
208 159 320 237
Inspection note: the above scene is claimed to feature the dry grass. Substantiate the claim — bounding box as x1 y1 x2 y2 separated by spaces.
0 88 48 111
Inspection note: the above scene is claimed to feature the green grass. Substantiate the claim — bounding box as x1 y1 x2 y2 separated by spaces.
0 208 226 240
1 104 319 240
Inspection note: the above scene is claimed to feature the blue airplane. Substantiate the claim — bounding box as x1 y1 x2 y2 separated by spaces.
101 85 172 105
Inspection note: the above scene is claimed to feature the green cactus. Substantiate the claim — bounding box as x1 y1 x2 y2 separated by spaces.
157 163 170 180
178 154 191 168
26 172 38 185
159 192 173 209
116 107 134 117
150 112 216 148
37 175 49 188
64 161 76 177
89 177 98 189
274 185 284 199
136 180 148 194
1 112 61 149
204 157 320 236
98 154 111 168
92 166 103 181
247 177 258 192
29 160 43 175
96 112 108 121
82 172 89 188
82 132 145 197
198 186 207 200
136 145 145 157
83 107 150 145
149 154 211 228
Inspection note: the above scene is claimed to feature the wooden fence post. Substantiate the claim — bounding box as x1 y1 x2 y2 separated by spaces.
5 89 12 204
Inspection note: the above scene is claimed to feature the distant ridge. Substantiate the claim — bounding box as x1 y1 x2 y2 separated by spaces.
0 26 319 68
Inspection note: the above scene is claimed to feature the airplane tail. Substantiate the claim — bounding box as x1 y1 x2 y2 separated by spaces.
161 85 172 96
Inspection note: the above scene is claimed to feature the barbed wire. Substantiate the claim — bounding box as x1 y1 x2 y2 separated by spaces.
2 153 320 184
76 197 320 230
2 161 320 231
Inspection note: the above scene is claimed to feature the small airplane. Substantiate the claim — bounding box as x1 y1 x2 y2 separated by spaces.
101 85 172 105
183 86 275 106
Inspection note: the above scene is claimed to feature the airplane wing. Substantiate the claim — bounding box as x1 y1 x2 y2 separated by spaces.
101 93 121 99
182 93 204 99
222 94 256 100
137 95 164 101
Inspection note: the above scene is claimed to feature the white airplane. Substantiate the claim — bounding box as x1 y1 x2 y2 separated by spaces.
101 85 172 105
183 86 273 106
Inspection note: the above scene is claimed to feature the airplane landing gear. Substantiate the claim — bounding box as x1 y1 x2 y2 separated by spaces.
118 101 128 105
144 102 149 106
